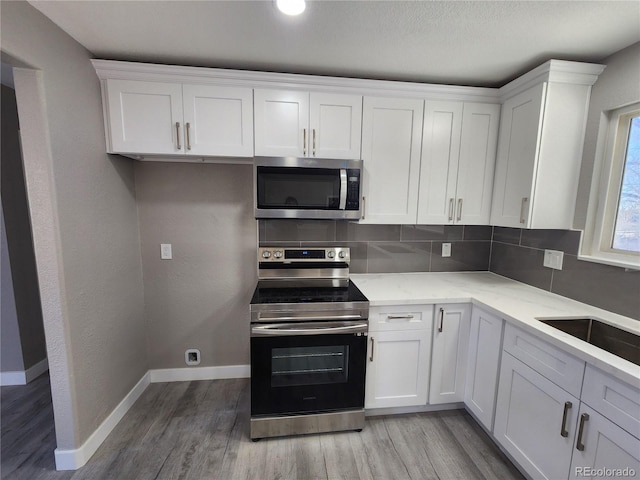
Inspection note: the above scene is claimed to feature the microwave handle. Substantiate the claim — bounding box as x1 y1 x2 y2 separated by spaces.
339 169 347 210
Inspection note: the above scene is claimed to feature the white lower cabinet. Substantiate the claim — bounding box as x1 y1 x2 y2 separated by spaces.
365 305 432 409
494 352 580 480
464 306 503 430
568 404 640 480
429 303 471 404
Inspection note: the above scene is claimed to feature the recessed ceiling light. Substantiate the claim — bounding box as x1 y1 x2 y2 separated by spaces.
276 0 306 16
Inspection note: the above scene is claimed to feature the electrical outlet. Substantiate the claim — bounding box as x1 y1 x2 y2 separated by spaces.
543 249 564 270
185 349 200 366
442 243 451 257
160 243 172 260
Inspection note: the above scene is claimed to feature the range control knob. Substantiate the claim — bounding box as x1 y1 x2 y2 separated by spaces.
274 250 283 259
327 251 336 259
262 251 272 259
338 251 346 259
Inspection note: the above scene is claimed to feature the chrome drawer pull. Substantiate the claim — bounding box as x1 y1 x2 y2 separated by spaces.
560 401 572 437
576 413 589 451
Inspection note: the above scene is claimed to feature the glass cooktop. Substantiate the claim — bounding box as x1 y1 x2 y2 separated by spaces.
250 282 368 305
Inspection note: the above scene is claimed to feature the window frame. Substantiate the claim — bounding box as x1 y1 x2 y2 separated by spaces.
581 102 640 270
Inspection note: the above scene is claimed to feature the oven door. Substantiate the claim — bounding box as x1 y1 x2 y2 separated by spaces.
250 321 367 416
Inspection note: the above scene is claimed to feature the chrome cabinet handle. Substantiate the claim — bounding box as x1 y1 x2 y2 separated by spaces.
303 128 307 156
457 198 463 222
520 197 528 224
175 122 181 150
560 401 572 437
448 198 454 221
438 308 444 333
313 128 316 156
185 122 191 151
387 314 414 319
576 413 589 451
369 337 374 362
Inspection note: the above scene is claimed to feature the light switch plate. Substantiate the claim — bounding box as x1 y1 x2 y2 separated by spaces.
442 243 451 258
543 249 563 270
160 243 172 260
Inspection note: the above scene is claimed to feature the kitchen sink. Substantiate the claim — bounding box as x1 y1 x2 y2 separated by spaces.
537 317 640 366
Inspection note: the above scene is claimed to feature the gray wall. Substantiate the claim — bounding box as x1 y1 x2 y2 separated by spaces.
1 205 24 372
1 83 47 371
1 0 147 449
136 162 257 368
574 41 640 228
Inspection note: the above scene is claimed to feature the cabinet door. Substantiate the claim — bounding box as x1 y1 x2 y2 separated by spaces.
456 103 500 225
361 96 423 224
254 89 309 157
309 93 362 159
490 83 546 228
417 101 462 224
105 79 183 154
494 352 578 480
464 307 503 431
365 329 430 409
182 85 253 157
429 303 471 404
569 404 640 480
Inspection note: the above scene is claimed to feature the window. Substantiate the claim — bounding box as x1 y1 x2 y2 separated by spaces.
612 114 640 252
582 102 640 269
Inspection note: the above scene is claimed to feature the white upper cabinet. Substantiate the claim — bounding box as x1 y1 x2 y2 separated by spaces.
418 101 499 224
491 61 604 228
106 79 183 155
254 89 362 159
182 84 254 157
360 96 424 224
105 79 253 158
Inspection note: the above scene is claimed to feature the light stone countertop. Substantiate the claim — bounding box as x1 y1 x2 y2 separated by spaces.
351 271 640 387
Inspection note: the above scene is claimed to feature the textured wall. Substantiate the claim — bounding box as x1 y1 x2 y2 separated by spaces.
1 84 47 371
574 41 640 228
1 1 147 449
1 205 24 372
136 162 257 369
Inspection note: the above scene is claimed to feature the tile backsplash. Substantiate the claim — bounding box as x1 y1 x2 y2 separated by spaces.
490 227 639 320
258 220 491 274
258 220 639 321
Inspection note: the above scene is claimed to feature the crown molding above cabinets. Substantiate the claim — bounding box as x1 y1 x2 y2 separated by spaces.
93 60 604 229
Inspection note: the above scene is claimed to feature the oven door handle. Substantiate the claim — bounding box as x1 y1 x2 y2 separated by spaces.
251 321 368 336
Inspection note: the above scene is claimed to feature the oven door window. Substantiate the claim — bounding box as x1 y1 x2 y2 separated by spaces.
251 333 366 416
271 345 348 387
256 167 341 209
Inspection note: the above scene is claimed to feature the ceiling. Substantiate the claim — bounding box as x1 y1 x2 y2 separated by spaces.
28 0 640 88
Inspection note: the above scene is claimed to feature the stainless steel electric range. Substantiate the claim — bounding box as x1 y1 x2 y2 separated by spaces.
249 246 369 440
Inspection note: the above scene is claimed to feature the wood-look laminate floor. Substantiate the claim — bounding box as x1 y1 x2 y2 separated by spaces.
1 374 524 480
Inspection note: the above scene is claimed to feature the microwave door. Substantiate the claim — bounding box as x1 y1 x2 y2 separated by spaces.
339 169 347 210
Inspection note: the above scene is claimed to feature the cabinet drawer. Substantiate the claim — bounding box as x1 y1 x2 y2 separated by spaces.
503 324 585 398
369 305 433 332
581 364 640 439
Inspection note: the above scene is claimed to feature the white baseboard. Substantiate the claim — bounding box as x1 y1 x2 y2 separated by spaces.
54 371 151 471
0 357 49 386
0 370 26 386
149 364 250 383
25 358 49 382
52 364 249 470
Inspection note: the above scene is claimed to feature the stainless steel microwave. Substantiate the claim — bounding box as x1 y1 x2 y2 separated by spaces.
254 157 362 220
